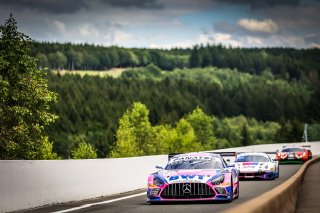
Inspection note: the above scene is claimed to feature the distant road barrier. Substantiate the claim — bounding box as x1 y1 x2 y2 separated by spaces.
223 155 320 213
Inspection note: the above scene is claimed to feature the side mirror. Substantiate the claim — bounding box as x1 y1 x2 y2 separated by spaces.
156 166 164 170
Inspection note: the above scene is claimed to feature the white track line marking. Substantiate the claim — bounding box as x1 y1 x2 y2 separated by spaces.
52 192 146 213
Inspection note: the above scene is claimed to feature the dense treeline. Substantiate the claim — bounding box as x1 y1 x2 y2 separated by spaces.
31 42 320 83
45 66 320 158
110 102 280 157
31 42 188 71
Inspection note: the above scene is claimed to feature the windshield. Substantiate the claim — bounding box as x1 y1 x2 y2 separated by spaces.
282 148 305 152
235 155 269 162
165 156 224 170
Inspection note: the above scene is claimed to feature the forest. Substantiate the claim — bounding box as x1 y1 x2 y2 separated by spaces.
23 41 320 158
32 42 320 83
45 65 320 158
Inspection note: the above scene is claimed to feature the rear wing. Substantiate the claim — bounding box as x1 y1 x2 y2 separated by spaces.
207 151 237 157
168 152 237 161
282 145 312 150
168 153 183 161
302 145 311 150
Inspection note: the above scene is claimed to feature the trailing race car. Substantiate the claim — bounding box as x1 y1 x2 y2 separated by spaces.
147 152 239 203
234 152 279 180
302 145 312 159
276 146 311 163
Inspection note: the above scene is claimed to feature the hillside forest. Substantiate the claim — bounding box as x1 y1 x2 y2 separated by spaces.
34 41 320 158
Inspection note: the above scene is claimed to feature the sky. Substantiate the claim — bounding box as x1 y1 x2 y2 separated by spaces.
0 0 319 49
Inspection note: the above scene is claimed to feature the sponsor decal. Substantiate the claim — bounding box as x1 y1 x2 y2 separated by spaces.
169 175 205 181
169 156 213 164
220 182 231 186
243 165 256 169
148 183 158 188
242 162 259 165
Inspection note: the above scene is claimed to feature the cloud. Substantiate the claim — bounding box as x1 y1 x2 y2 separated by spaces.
112 31 134 44
237 18 279 34
101 0 163 9
0 0 87 14
149 32 243 49
212 33 242 47
1 0 318 48
213 0 302 9
0 0 163 14
52 20 66 34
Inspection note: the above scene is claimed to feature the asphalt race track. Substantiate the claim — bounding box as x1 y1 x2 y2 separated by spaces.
26 164 301 213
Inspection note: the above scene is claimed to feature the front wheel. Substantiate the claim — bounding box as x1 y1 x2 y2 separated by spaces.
228 179 234 202
234 184 239 199
276 166 280 178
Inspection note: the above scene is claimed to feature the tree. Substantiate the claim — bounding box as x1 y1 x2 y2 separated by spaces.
185 107 217 150
71 142 97 159
240 123 250 146
189 45 200 68
110 102 156 157
0 14 58 159
36 53 48 69
48 51 67 70
173 119 199 152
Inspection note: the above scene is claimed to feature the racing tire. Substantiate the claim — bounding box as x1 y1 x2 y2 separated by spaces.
228 179 234 202
147 201 158 205
234 184 239 199
276 166 280 178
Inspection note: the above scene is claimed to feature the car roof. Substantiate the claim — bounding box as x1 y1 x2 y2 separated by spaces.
237 152 269 157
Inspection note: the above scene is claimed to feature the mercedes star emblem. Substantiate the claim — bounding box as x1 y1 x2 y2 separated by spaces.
183 183 191 194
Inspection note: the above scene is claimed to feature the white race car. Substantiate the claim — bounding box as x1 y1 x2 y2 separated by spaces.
234 152 279 180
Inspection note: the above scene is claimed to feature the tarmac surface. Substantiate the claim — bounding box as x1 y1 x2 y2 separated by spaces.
295 160 320 213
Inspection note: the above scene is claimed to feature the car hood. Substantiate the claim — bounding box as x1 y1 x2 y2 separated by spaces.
158 169 223 184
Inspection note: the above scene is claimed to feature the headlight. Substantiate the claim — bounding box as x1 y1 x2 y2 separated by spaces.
153 176 164 187
211 175 225 185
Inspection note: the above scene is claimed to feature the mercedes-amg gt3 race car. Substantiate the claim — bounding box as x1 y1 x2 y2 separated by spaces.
234 152 279 180
147 152 239 203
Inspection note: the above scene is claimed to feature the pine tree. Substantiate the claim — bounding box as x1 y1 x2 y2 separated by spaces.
240 123 250 146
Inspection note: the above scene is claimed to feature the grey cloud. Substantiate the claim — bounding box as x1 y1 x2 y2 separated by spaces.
213 20 279 38
213 21 237 34
213 0 302 9
305 34 320 44
0 0 163 14
0 0 87 14
100 0 163 9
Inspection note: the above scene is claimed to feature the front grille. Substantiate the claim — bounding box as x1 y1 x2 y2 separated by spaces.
239 172 265 177
161 182 215 199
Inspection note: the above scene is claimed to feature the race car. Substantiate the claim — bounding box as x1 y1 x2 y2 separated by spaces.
302 145 312 159
276 146 311 163
147 152 239 203
234 152 279 180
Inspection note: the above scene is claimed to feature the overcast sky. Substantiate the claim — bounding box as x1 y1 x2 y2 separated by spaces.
0 0 319 49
